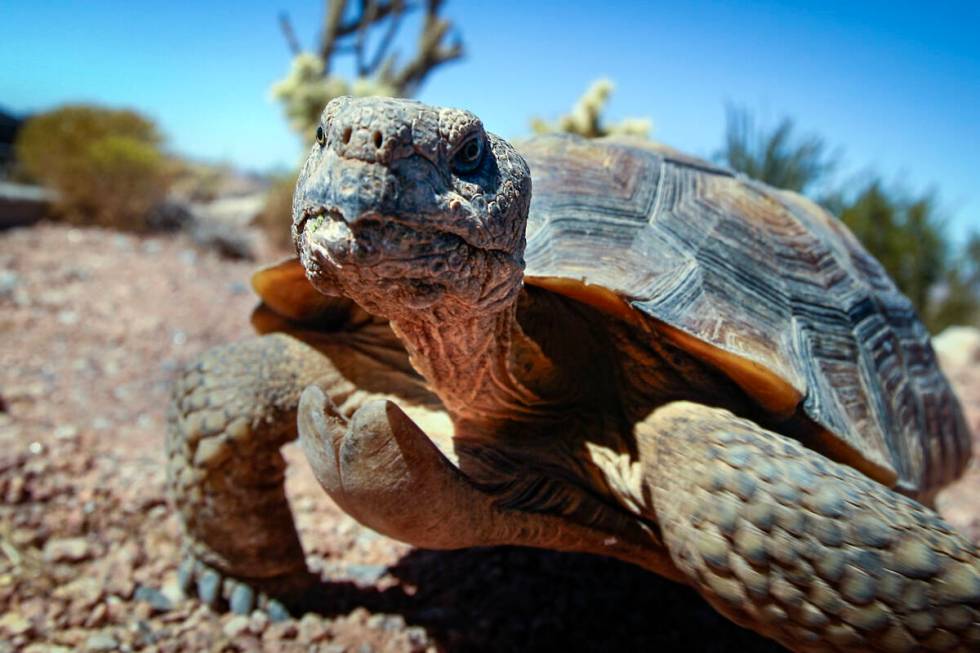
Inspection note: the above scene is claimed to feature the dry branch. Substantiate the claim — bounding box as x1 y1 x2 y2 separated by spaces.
278 12 302 56
280 0 462 97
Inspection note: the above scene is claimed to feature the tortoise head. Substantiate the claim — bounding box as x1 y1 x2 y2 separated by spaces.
294 96 531 319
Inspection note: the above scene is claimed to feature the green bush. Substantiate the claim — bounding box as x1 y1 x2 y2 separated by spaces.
715 105 837 195
927 233 980 330
838 183 945 316
14 104 174 230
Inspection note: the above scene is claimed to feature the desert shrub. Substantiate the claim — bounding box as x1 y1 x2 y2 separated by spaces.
716 105 837 195
838 182 945 315
14 104 174 230
270 54 398 145
254 172 299 253
924 233 980 330
271 2 463 143
169 161 234 203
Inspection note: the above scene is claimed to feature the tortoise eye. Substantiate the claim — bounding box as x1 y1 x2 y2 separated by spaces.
452 135 484 174
316 125 326 146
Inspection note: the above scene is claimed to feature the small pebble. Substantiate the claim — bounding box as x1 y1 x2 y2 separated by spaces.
0 270 19 299
248 610 269 634
223 614 250 638
345 563 388 586
85 632 119 652
42 537 90 563
134 585 173 614
0 612 32 636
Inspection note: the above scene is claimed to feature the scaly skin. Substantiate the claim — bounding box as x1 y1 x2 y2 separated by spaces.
297 388 685 584
643 402 980 653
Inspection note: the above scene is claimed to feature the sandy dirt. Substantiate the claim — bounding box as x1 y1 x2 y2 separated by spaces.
0 223 976 652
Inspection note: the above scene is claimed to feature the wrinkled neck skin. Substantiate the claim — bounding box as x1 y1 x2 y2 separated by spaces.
388 293 564 433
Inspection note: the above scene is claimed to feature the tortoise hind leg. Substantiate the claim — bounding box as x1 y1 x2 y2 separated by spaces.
166 333 355 615
640 401 980 653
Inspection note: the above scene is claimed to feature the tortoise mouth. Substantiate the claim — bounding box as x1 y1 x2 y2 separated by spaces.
299 204 476 280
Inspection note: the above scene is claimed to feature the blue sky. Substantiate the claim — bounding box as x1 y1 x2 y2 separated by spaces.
2 1 978 241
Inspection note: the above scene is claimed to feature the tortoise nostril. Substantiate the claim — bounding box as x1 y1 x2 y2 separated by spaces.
373 131 383 149
342 126 352 144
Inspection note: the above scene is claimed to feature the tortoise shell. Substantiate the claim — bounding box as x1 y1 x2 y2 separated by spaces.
519 134 969 498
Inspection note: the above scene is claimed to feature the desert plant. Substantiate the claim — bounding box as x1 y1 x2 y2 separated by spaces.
169 161 237 203
838 183 946 316
263 0 464 250
715 104 837 195
14 104 173 230
272 0 464 142
929 233 980 329
531 79 652 139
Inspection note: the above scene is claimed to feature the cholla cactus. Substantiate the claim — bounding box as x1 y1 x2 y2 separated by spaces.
532 79 652 139
271 1 463 144
270 53 397 143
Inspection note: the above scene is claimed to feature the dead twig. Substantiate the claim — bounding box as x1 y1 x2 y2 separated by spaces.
284 0 462 97
278 11 303 56
390 0 463 95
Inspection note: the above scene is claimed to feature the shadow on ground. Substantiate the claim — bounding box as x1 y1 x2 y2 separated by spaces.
305 546 786 652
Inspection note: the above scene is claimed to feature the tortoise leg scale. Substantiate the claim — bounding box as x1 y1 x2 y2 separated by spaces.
642 401 980 653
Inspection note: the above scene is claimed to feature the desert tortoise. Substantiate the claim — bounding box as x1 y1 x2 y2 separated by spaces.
167 97 980 651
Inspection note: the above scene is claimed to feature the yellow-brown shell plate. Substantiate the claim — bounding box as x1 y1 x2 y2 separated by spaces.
250 258 359 340
521 134 970 497
251 258 341 322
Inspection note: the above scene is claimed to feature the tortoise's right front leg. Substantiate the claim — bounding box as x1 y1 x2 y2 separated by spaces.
166 333 356 614
641 402 980 653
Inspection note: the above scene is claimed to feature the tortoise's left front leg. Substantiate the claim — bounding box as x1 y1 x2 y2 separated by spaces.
297 386 682 580
640 402 980 653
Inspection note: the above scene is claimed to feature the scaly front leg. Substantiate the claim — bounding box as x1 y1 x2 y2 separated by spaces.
639 402 980 653
297 386 682 581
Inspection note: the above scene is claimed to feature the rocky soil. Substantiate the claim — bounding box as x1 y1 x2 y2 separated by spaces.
0 224 977 652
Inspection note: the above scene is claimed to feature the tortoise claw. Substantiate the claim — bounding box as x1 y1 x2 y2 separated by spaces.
176 553 311 618
298 384 674 569
299 385 481 548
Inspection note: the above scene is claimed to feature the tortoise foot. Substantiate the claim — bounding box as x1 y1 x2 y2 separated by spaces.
298 384 678 569
297 386 475 548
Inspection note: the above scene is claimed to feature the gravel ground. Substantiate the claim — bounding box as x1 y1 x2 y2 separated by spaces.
0 224 976 652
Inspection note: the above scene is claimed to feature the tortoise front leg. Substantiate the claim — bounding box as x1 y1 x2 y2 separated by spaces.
640 401 980 653
167 333 361 614
297 387 682 581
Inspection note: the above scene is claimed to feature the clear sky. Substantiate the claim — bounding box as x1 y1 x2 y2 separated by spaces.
2 1 978 241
